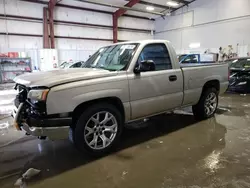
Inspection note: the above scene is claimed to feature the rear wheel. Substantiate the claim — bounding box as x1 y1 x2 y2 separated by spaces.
192 88 218 120
74 103 123 156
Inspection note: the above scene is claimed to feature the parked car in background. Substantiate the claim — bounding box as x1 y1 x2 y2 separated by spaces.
227 57 250 93
12 40 228 155
59 61 69 68
59 61 85 69
69 61 85 68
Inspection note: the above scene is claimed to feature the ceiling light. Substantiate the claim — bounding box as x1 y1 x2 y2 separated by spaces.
166 1 179 7
146 6 155 11
189 43 201 49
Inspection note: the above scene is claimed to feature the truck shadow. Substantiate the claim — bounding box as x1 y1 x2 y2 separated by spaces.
20 112 226 185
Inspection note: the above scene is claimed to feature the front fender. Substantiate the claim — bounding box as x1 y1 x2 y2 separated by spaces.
46 80 130 119
72 89 122 102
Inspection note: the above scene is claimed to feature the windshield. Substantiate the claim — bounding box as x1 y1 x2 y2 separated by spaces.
83 43 139 71
228 58 250 69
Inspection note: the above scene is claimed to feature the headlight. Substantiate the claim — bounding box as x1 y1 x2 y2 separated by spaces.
27 89 49 101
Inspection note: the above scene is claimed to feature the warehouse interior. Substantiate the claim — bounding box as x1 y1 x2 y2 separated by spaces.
1 0 250 187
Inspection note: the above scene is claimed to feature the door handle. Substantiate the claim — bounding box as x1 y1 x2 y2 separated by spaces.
169 75 177 82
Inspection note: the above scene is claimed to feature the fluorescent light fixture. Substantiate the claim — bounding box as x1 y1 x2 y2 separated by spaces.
166 1 179 7
189 43 201 49
146 6 155 11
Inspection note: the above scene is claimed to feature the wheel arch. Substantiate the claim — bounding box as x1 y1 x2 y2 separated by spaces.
71 97 125 128
202 80 220 94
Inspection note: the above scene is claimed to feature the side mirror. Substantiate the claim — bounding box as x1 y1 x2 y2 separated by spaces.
134 60 155 74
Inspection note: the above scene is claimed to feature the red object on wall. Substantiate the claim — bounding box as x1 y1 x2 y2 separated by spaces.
0 53 8 57
8 52 19 58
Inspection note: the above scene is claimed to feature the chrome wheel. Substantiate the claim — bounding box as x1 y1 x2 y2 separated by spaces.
204 92 217 116
84 111 118 150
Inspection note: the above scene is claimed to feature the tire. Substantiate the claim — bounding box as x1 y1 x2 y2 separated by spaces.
74 103 123 156
192 88 218 120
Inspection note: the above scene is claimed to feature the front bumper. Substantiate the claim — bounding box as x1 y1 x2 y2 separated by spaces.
12 103 71 140
21 123 70 140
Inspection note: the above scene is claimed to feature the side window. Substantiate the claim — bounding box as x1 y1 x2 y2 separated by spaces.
182 54 199 64
138 43 172 71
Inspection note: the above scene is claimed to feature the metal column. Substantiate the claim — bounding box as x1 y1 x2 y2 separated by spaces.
48 0 57 48
43 7 50 48
112 14 118 43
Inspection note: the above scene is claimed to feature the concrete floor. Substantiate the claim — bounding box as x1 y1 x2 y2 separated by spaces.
0 86 250 187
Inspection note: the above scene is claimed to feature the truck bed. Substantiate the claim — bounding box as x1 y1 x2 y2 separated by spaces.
180 62 229 106
180 62 227 67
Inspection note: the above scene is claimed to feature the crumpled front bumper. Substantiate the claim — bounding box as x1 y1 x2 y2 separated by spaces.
21 123 70 140
12 103 70 140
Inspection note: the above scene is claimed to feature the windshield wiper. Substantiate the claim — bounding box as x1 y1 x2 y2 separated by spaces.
90 66 117 71
99 67 118 71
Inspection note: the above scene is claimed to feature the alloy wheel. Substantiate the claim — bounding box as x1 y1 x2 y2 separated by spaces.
84 111 118 150
204 92 217 116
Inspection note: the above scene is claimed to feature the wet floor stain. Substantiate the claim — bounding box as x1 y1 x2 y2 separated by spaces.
0 93 250 188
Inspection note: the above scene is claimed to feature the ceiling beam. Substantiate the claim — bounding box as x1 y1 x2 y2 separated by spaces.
113 0 141 43
125 0 173 10
19 0 155 20
175 0 190 5
115 0 141 17
171 0 196 13
0 14 154 33
76 0 164 16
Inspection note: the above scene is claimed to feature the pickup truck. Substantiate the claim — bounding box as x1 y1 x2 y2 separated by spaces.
12 40 228 155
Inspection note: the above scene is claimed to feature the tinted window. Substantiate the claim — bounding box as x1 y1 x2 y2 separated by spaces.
138 43 172 71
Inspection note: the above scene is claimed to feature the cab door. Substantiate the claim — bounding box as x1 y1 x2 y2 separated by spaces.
128 43 183 120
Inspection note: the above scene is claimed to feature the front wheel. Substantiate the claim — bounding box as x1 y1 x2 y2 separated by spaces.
192 88 218 120
74 103 123 156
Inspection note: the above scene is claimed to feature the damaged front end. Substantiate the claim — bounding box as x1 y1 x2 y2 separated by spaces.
12 84 29 130
12 84 70 140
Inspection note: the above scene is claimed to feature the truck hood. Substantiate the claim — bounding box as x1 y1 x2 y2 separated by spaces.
14 68 115 88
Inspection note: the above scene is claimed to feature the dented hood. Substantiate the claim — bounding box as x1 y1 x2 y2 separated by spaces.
14 68 115 88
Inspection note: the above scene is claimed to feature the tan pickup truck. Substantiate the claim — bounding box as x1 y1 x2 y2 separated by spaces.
12 40 228 155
